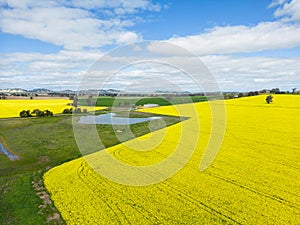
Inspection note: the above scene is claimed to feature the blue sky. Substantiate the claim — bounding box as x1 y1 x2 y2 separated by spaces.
0 0 300 91
134 0 276 39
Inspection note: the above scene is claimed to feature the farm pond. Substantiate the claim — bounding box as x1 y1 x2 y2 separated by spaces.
78 113 162 125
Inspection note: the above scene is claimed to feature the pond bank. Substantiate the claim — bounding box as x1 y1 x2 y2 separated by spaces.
0 138 19 161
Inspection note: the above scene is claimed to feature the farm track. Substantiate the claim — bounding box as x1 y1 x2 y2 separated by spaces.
159 181 242 225
70 162 294 225
77 162 125 225
77 161 169 224
227 130 300 153
206 171 299 209
216 131 300 205
224 104 300 109
111 146 243 223
78 159 242 224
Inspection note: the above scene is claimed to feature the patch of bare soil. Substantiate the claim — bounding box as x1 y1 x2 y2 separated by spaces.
32 170 65 225
35 156 50 165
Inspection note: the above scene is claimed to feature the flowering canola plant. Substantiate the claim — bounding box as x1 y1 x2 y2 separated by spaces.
0 99 105 118
44 95 300 224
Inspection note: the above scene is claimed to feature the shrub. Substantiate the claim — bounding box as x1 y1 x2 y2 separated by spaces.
19 110 32 118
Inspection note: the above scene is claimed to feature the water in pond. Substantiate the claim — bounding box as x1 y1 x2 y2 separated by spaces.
0 142 19 160
78 113 162 125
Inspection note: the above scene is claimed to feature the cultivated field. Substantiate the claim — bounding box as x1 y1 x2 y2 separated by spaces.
44 95 300 224
0 99 105 118
0 105 182 224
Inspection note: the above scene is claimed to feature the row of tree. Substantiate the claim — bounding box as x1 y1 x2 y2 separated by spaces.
224 87 299 99
62 108 88 114
19 107 89 117
19 109 53 118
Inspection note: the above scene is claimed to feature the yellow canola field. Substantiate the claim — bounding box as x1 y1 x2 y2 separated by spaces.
0 99 105 118
44 95 300 224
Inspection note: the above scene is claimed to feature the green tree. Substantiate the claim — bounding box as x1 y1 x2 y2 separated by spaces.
19 110 32 118
73 96 78 107
44 110 53 117
266 95 273 104
63 108 70 114
32 109 41 116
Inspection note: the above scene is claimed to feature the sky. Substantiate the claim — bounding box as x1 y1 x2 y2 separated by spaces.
0 0 300 92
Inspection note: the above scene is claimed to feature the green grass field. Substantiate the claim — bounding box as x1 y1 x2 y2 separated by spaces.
0 112 183 224
78 95 208 107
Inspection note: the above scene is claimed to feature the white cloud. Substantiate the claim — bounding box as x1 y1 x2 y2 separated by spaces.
0 0 58 8
202 55 300 91
0 50 102 90
69 0 161 13
147 1 300 56
268 0 286 8
273 0 300 22
115 32 140 44
148 21 300 55
0 0 159 50
0 0 161 13
147 41 192 56
1 48 299 91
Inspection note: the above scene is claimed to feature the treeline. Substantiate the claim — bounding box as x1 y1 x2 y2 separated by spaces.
62 108 88 114
19 107 89 118
19 109 53 118
224 88 298 99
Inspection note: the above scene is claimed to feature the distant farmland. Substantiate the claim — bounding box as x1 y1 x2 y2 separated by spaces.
78 95 208 107
44 95 300 224
0 99 105 118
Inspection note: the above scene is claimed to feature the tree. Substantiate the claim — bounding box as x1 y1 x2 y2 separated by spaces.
44 110 53 117
19 110 32 118
271 88 280 94
21 109 53 117
266 95 273 104
32 109 41 116
73 96 78 107
63 108 70 114
248 91 254 96
74 108 81 113
292 88 297 94
38 111 45 117
87 96 93 106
